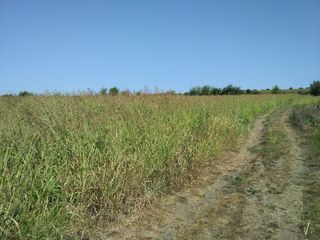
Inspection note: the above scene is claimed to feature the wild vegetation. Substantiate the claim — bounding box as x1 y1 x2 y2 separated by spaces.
310 80 320 96
184 83 317 96
291 105 320 239
0 94 317 239
3 81 319 97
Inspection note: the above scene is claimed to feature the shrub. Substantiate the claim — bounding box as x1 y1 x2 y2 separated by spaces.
18 91 33 97
210 87 222 95
221 84 242 95
186 86 222 96
200 85 211 95
271 85 281 94
310 80 320 96
100 87 108 95
0 94 316 239
109 87 119 96
187 86 202 95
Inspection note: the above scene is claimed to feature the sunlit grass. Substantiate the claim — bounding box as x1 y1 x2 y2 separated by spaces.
0 94 315 239
291 104 320 239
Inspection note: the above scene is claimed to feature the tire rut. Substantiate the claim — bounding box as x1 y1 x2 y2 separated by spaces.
101 110 305 240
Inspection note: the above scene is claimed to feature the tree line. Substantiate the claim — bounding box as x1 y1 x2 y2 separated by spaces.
185 82 320 96
2 81 320 97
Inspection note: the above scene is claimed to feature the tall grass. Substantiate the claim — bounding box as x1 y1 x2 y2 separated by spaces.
0 94 315 239
307 116 320 239
292 104 320 239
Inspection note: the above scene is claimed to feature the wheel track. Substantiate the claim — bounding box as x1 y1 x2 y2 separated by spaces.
100 110 305 240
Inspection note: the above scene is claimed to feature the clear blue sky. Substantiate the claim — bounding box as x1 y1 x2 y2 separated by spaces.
1 0 319 94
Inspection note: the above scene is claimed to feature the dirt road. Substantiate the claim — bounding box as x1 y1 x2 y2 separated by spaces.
101 110 306 240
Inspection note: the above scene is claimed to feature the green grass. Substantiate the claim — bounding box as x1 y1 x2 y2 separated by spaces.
292 104 320 239
307 125 320 239
250 111 289 163
0 94 316 239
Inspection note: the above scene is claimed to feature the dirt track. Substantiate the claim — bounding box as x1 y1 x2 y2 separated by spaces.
101 110 306 240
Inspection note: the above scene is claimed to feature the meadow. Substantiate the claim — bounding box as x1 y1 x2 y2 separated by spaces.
0 94 316 239
307 113 320 239
292 105 320 239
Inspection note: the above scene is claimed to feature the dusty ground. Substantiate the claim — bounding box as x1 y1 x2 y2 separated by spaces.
99 110 307 240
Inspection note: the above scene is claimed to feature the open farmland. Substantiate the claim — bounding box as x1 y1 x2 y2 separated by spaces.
0 94 317 239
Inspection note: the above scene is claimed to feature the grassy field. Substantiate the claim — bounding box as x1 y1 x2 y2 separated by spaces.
308 115 320 239
0 94 316 239
291 105 320 239
306 115 320 239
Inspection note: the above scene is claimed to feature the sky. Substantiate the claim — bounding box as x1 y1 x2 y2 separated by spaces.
0 0 319 94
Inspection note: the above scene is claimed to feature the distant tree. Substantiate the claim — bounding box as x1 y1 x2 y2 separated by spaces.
210 87 222 95
100 87 108 95
245 89 252 94
18 91 33 97
187 86 201 95
2 93 14 97
310 80 320 96
109 87 119 96
187 85 245 96
222 84 242 95
289 87 293 90
251 89 260 94
271 85 281 94
200 85 211 95
186 86 222 95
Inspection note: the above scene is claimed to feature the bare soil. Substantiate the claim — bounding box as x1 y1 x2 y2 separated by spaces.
99 110 307 240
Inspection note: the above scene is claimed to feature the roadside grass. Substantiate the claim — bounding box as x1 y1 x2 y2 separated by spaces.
250 111 289 163
0 94 316 239
235 110 290 229
291 104 320 239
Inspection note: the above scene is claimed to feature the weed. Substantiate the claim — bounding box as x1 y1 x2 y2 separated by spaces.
0 94 316 239
233 175 244 185
292 105 320 240
247 186 258 196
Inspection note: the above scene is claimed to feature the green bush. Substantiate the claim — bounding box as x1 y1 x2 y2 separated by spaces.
99 87 108 95
271 85 281 94
221 84 242 95
18 91 34 97
310 80 320 96
0 94 315 239
109 87 119 96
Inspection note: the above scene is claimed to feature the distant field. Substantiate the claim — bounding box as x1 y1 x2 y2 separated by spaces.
0 94 316 239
